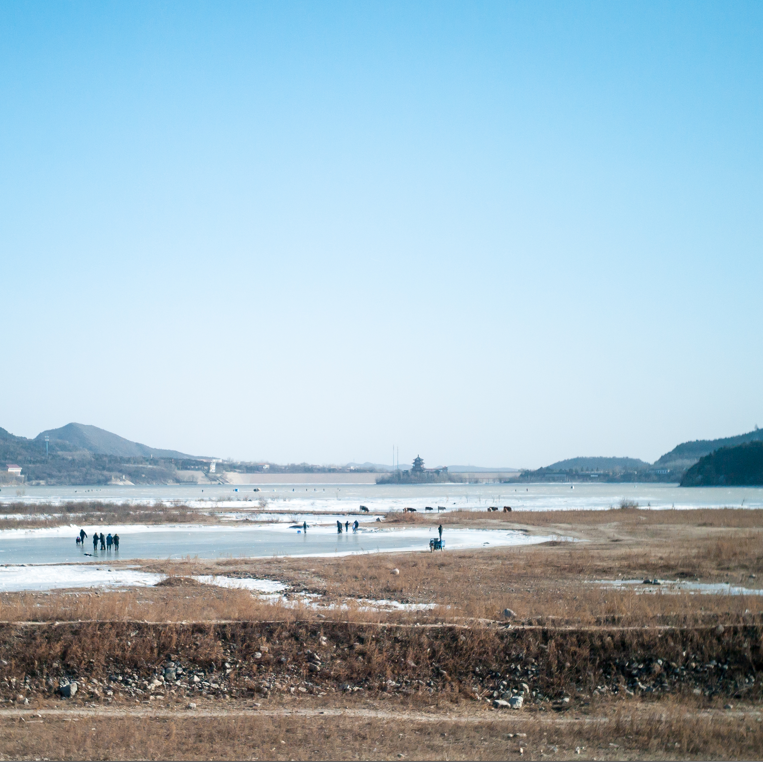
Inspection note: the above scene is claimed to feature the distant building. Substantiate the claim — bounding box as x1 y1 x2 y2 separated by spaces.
377 456 450 485
6 465 22 476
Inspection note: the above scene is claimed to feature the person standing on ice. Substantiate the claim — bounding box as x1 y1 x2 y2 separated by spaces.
79 529 87 544
100 534 106 550
438 524 443 541
93 533 99 551
337 520 342 534
113 533 120 550
106 533 113 550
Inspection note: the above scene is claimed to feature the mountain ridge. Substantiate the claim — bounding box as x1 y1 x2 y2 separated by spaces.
653 428 763 470
35 423 193 459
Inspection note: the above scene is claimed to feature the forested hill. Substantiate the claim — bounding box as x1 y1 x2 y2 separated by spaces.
545 456 650 472
0 427 78 462
680 442 763 487
654 428 763 470
0 424 199 486
36 423 192 459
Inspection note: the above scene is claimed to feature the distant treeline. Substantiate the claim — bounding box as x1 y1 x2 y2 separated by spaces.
514 467 680 484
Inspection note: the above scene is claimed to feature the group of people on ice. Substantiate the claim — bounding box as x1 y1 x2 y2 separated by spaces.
75 528 120 551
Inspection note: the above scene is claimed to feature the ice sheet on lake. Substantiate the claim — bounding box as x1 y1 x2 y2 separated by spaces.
5 483 762 514
192 575 286 593
0 564 164 592
0 564 289 593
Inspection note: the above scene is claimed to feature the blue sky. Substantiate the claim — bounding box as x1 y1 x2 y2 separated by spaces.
1 1 761 467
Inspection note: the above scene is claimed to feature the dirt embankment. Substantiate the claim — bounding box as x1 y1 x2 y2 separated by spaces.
1 621 761 707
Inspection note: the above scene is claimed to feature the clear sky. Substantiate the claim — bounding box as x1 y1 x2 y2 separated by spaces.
1 1 761 468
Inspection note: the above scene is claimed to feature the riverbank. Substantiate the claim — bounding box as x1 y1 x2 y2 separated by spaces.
1 508 762 759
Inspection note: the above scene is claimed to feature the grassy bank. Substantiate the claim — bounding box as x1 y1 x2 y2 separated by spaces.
0 619 760 707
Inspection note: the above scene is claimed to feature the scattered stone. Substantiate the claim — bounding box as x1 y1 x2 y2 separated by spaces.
187 702 197 710
59 682 78 698
492 699 510 709
724 704 734 710
391 569 400 576
509 696 524 709
715 625 724 636
503 608 516 619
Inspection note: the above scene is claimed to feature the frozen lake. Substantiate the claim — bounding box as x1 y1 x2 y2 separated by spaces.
2 482 761 512
0 524 560 566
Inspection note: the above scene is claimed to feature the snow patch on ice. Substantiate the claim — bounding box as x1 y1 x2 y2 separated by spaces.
192 575 286 593
0 564 163 592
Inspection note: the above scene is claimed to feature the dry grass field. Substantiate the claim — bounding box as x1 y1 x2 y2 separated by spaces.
1 702 761 761
0 507 762 759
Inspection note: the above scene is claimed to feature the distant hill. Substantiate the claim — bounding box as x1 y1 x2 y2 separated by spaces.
0 426 78 463
545 456 649 472
654 428 763 471
681 442 763 487
35 423 193 459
